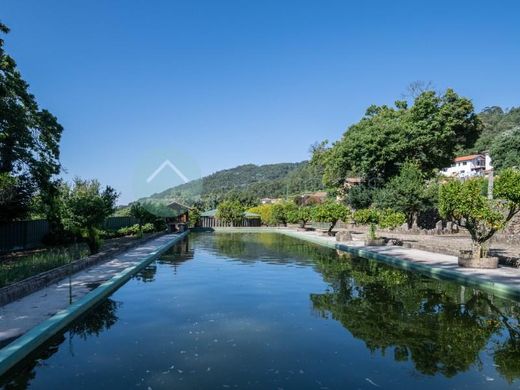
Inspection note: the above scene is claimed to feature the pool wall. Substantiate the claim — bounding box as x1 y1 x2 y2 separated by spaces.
0 231 188 377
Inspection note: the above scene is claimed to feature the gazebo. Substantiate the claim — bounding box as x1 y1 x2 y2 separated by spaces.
165 201 190 232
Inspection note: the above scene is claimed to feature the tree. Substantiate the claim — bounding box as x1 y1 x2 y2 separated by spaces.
287 205 314 228
312 201 350 235
248 204 274 226
315 89 481 189
0 23 64 221
353 208 406 240
345 184 374 210
129 202 157 235
438 169 520 258
188 207 201 228
270 201 297 226
216 200 244 226
0 173 33 221
374 162 433 228
489 127 520 171
62 179 119 254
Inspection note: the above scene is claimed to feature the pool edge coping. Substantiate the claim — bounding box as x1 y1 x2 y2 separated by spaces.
0 231 189 377
275 229 520 301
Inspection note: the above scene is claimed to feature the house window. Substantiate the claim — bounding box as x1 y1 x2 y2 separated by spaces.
463 161 467 165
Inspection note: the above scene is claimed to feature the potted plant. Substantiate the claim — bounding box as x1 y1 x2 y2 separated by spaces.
438 168 520 268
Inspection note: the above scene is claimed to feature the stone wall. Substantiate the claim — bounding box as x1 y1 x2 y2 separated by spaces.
0 232 165 307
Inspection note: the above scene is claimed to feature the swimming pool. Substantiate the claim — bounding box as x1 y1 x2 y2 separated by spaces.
1 232 519 389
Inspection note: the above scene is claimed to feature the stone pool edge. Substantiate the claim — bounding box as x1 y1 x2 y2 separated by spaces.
205 227 520 300
278 229 520 300
0 231 189 377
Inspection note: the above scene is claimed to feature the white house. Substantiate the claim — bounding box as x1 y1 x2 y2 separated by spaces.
441 153 493 178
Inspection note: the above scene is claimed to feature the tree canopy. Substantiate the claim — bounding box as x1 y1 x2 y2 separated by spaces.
315 89 481 189
489 127 520 171
62 179 119 253
312 201 350 235
216 200 245 226
0 22 64 221
374 162 436 228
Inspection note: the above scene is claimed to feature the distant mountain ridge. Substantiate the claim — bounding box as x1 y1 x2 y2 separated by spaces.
144 161 324 208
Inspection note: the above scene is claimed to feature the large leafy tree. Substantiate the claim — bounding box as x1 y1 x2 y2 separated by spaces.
0 22 63 221
270 201 297 226
216 200 244 226
62 179 119 254
374 162 436 228
316 89 481 189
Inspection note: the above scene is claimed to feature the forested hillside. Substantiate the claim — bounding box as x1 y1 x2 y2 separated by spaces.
146 161 324 208
135 103 519 211
472 106 520 170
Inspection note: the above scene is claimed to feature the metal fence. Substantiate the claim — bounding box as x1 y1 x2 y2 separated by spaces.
199 217 261 228
0 220 49 253
0 216 138 253
103 216 138 230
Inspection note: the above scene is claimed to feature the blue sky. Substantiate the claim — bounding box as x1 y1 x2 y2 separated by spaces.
2 0 520 203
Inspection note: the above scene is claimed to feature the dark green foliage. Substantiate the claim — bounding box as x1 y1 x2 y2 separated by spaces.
374 162 435 228
149 161 324 208
311 254 516 379
346 184 374 209
0 22 63 222
489 127 520 171
62 179 119 254
316 89 481 188
472 106 520 152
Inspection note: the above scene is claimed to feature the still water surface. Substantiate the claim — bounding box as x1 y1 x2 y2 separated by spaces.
1 233 520 389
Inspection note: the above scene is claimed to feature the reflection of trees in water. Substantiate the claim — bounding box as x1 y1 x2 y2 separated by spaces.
159 237 194 264
134 264 158 283
69 298 121 340
205 233 333 266
157 237 195 275
0 298 120 389
311 254 520 381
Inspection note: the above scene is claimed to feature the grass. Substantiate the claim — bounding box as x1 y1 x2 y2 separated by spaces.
0 245 90 289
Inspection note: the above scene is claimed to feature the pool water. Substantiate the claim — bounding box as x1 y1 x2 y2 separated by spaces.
1 232 520 389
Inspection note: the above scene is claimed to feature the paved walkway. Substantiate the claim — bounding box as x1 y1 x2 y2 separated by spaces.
278 228 520 298
0 234 181 347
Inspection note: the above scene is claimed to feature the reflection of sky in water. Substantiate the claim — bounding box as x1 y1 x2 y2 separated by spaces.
2 233 520 389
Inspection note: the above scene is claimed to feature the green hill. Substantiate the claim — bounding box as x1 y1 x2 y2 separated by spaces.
469 106 520 152
145 161 324 208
